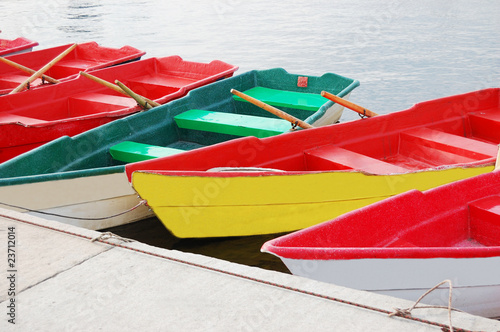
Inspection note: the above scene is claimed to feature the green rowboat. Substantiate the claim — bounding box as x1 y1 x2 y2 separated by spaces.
0 68 359 230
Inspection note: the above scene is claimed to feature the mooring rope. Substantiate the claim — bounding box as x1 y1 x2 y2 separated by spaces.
0 200 148 220
0 212 477 332
90 231 135 243
389 280 459 332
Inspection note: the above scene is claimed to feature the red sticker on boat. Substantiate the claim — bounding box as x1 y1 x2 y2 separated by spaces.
297 76 308 87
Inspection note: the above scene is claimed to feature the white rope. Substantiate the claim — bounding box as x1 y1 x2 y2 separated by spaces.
0 200 148 220
389 280 459 332
90 231 135 243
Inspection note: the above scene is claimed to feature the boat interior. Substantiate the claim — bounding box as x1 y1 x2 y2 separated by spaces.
275 190 500 251
110 91 500 176
379 195 500 249
0 61 219 124
0 42 144 93
109 84 332 163
254 108 500 174
1 69 351 177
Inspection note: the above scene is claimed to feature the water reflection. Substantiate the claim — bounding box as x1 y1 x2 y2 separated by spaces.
58 1 105 36
105 218 291 274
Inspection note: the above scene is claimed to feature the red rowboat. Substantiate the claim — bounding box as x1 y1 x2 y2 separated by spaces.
262 170 500 318
0 56 237 162
0 42 145 95
125 88 499 238
0 37 38 56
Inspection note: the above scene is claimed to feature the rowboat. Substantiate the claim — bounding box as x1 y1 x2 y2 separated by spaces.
0 68 359 230
0 41 145 95
0 56 238 162
125 88 500 238
0 37 38 56
261 170 500 318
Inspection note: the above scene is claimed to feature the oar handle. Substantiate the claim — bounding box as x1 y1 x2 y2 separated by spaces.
79 71 160 109
9 43 77 94
321 91 378 117
115 80 161 108
115 80 157 110
231 89 314 129
495 145 500 171
0 57 59 84
80 71 124 94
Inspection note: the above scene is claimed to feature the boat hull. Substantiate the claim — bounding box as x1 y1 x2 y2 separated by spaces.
261 170 500 318
131 165 493 238
0 170 152 230
276 255 500 318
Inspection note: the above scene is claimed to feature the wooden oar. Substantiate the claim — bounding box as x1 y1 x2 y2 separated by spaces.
495 145 500 171
79 71 160 109
321 91 378 117
115 80 160 110
0 57 59 84
231 89 314 129
9 43 77 94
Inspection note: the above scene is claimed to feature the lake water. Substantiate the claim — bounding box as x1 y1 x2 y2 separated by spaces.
0 0 499 272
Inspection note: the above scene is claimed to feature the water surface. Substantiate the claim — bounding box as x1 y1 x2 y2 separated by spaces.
0 0 499 272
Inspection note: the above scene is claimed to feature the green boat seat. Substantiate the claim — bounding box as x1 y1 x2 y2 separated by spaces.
232 87 328 111
174 109 293 138
110 141 185 163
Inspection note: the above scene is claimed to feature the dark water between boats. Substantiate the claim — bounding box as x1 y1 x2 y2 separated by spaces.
104 218 292 273
1 0 499 273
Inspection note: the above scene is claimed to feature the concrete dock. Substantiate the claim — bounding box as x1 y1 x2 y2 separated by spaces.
1 208 499 331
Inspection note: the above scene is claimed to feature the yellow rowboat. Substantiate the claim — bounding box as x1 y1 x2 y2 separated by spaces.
126 88 500 238
130 166 492 238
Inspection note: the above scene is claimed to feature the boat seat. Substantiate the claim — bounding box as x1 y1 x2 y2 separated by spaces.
400 127 497 160
0 75 48 93
468 108 500 142
0 113 46 125
232 87 328 111
49 60 101 77
128 75 197 88
120 78 181 100
174 109 293 138
54 59 100 70
68 93 137 116
0 73 30 85
110 141 185 163
70 93 137 107
304 145 409 174
468 195 500 246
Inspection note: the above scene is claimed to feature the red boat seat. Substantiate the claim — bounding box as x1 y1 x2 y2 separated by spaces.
129 75 197 88
54 59 100 70
468 195 500 246
123 77 182 99
400 127 497 160
0 113 47 125
304 145 410 174
49 59 101 77
68 93 137 116
0 74 30 86
0 74 48 91
468 108 500 143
